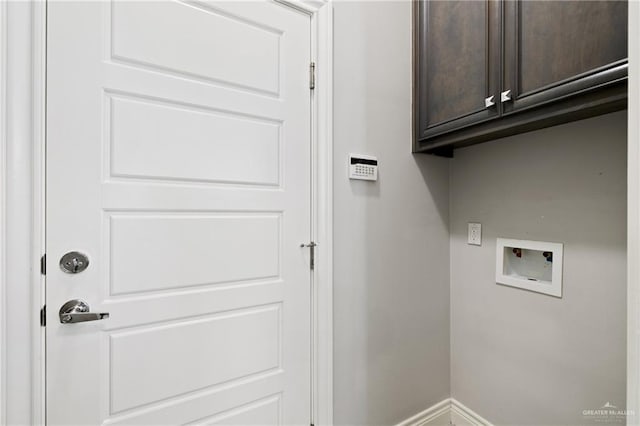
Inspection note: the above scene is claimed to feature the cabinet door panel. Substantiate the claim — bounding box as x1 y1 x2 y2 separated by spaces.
415 0 501 144
503 0 627 115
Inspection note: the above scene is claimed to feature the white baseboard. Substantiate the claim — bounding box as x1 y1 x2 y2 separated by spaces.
396 399 452 426
449 399 492 426
396 398 492 426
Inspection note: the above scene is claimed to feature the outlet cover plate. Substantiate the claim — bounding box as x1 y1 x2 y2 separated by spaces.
468 223 482 245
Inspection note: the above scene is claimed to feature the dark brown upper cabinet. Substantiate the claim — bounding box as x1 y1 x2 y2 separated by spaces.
414 1 501 147
414 0 628 156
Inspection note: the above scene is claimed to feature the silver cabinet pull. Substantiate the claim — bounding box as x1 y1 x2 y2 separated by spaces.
59 299 109 324
501 90 512 102
484 95 496 108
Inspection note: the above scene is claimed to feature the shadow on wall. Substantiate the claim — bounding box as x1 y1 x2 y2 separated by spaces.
349 174 381 198
332 1 452 425
414 153 450 229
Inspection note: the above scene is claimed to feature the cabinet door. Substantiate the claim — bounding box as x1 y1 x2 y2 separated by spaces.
502 0 627 115
414 0 501 147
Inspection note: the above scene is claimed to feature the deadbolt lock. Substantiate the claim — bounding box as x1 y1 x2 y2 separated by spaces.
59 251 90 274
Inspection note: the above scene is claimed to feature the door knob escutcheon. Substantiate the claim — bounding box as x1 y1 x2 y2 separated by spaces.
59 251 89 274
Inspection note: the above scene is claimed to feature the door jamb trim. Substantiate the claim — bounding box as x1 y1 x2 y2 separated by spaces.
0 1 46 424
274 1 334 424
628 2 640 423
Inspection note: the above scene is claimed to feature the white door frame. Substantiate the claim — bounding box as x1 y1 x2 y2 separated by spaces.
0 1 333 424
628 3 639 425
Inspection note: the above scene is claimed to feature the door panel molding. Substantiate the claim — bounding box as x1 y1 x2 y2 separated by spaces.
1 1 333 425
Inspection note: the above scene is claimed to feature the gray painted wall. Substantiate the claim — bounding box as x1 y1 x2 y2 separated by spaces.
450 111 628 425
332 1 451 424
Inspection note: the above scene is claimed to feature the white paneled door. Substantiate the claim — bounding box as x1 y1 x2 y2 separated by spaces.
46 1 311 424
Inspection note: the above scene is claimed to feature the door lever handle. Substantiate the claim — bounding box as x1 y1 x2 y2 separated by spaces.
59 299 109 324
60 312 110 324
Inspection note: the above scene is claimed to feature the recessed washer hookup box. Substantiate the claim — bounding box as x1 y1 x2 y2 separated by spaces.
496 238 564 298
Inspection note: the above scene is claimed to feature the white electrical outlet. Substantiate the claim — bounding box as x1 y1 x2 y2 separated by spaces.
468 223 482 245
